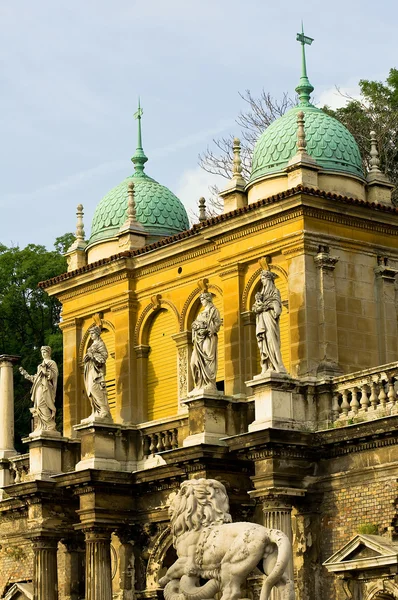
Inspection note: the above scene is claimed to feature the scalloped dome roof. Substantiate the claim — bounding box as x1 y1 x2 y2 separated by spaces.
249 104 364 184
89 172 189 245
89 105 189 246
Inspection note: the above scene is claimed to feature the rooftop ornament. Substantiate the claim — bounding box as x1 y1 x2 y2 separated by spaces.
131 98 148 176
296 23 314 106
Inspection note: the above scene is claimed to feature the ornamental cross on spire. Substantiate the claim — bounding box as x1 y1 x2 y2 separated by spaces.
295 23 314 106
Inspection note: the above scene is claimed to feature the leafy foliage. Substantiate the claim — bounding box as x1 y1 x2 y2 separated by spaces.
0 237 73 449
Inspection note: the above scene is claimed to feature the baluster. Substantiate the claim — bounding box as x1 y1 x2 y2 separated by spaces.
164 430 172 451
143 435 150 458
331 392 340 421
378 381 387 413
171 429 178 449
349 387 359 416
158 432 165 453
359 384 370 413
340 389 350 417
149 433 157 456
369 381 378 411
387 377 397 413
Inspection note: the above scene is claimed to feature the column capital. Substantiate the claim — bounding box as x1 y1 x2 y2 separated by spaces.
0 354 19 366
172 330 192 347
134 344 150 359
314 252 339 271
374 264 398 281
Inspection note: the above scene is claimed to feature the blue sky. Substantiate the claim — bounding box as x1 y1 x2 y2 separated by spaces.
1 0 397 249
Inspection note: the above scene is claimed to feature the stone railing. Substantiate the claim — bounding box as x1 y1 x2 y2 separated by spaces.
331 362 398 424
139 416 188 459
8 454 30 483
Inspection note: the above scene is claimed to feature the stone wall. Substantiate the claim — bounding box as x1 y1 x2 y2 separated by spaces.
0 541 33 597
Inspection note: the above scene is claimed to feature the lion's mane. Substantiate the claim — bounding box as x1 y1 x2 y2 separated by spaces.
170 479 232 545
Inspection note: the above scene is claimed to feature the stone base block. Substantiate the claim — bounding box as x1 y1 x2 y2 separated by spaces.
74 421 121 472
182 392 229 446
247 372 297 432
23 433 65 480
0 448 17 459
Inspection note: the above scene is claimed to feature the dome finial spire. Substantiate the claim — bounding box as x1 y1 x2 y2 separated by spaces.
131 97 148 175
295 23 314 106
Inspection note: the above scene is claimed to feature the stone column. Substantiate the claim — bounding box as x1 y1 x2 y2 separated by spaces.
0 355 19 458
62 539 85 600
374 260 398 364
32 537 59 600
314 247 340 376
172 331 192 413
85 528 113 600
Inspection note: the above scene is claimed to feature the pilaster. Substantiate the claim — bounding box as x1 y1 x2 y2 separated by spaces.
172 331 191 414
134 344 150 423
111 295 138 423
241 311 258 387
219 264 246 396
374 260 398 364
314 247 341 376
59 318 85 437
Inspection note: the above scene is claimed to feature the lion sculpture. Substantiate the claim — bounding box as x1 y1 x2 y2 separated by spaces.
159 479 294 600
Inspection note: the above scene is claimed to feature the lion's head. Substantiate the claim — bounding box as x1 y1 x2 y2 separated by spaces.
169 479 232 545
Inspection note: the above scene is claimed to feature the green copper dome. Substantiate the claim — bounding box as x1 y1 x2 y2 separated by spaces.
249 27 364 184
89 101 189 246
89 173 190 245
249 105 364 183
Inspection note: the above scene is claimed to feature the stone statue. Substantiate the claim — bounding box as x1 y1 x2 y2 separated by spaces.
190 292 221 394
252 271 287 374
159 479 294 600
83 326 112 421
19 346 58 433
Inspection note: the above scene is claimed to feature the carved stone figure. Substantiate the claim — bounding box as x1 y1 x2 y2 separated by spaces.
83 326 112 421
190 292 221 393
19 346 58 433
252 271 287 374
159 479 294 600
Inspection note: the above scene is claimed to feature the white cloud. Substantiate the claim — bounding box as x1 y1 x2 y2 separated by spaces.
316 85 361 110
175 167 225 223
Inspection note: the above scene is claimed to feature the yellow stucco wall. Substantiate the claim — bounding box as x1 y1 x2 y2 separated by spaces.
48 191 398 435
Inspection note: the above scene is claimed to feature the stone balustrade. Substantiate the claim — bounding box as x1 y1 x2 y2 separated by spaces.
331 361 398 424
9 453 30 483
142 427 179 458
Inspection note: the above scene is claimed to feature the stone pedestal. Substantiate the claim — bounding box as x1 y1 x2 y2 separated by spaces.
84 528 113 600
182 390 228 446
74 421 121 471
247 372 296 431
32 537 59 600
23 431 64 480
0 355 19 458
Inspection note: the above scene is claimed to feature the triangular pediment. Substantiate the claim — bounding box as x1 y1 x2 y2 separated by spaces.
3 582 33 600
324 534 398 573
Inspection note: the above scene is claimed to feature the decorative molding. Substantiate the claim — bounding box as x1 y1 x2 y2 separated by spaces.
136 245 215 277
57 272 135 302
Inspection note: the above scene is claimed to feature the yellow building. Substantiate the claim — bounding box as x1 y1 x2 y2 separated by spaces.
0 34 397 600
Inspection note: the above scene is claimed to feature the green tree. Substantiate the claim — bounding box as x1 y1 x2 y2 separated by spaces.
324 68 398 202
0 236 74 449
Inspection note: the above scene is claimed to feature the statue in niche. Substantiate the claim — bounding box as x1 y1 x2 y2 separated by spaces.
252 270 287 374
83 326 112 421
159 478 294 600
19 346 58 433
190 292 221 393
